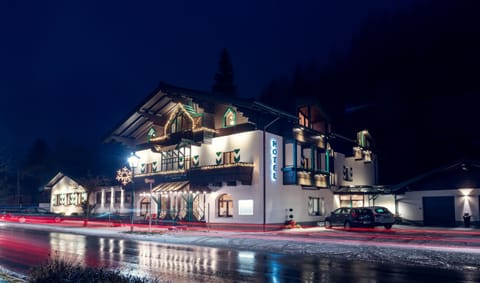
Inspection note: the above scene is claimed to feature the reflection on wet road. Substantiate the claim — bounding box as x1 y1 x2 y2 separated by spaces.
1 224 479 282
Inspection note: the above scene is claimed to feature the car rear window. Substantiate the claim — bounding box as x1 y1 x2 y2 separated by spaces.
374 207 390 214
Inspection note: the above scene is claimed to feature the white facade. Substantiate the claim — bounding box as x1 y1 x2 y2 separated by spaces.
104 84 378 227
49 175 86 216
132 130 337 225
90 186 128 215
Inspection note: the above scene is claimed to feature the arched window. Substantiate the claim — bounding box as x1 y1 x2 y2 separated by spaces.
218 194 233 217
223 108 236 128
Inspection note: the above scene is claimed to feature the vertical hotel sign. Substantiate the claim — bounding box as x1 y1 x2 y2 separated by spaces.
271 138 278 181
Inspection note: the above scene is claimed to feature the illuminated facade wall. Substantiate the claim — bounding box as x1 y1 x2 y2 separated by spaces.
132 130 337 225
49 175 86 216
333 153 376 187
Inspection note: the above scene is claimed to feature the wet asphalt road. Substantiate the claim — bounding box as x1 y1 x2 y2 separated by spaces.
1 224 479 282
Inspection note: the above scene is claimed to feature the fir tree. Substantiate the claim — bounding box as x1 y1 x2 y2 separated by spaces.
212 48 237 97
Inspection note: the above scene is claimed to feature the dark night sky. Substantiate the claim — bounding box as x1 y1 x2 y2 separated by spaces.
8 1 478 185
0 1 414 154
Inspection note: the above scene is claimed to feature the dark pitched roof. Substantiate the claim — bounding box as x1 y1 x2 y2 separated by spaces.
104 82 297 147
43 172 84 190
391 159 480 193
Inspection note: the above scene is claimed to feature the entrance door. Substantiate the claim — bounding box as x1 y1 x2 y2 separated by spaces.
422 196 455 227
140 198 150 217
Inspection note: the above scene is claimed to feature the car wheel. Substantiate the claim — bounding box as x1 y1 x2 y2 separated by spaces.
18 217 26 223
324 220 332 229
384 224 392 229
344 221 351 229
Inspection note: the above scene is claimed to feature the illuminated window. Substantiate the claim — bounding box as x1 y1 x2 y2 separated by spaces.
298 111 309 127
166 108 193 135
223 108 236 127
161 149 191 171
238 200 254 215
218 194 233 217
147 127 156 141
339 195 364 207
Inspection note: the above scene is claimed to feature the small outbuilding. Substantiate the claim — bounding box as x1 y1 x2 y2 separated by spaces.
390 160 480 227
44 172 87 216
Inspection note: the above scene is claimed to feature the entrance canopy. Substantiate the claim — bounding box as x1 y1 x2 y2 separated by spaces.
152 181 189 192
333 185 392 195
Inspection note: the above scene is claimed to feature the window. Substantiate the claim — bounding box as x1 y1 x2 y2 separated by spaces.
238 200 254 215
114 191 121 204
223 151 235 165
342 166 353 181
223 108 236 127
53 195 60 206
70 193 82 206
147 127 157 141
96 192 102 205
339 194 364 208
166 108 193 135
218 194 233 217
298 111 309 127
105 192 111 205
59 194 66 205
308 197 325 216
125 192 132 206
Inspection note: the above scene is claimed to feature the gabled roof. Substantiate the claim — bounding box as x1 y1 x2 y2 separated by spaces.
44 172 66 188
104 82 297 147
391 159 480 193
44 172 83 190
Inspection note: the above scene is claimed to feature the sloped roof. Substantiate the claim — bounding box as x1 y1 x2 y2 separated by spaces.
44 172 66 189
391 159 480 193
104 82 297 147
44 172 84 190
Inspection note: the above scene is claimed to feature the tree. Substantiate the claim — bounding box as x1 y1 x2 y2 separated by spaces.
0 148 13 203
21 139 56 205
212 48 237 97
260 1 480 184
78 172 110 227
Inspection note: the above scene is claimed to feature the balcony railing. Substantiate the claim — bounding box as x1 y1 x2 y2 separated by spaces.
134 162 255 186
282 166 329 188
189 162 254 186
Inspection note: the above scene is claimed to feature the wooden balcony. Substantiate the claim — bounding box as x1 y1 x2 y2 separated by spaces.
282 166 329 188
189 162 254 186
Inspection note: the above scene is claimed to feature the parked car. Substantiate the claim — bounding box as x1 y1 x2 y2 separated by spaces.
368 206 396 229
324 206 395 229
0 207 63 223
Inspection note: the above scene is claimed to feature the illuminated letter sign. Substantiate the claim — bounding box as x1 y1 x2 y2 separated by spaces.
271 139 278 181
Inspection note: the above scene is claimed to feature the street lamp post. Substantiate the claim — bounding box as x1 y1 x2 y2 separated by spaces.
128 153 140 232
145 178 155 233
